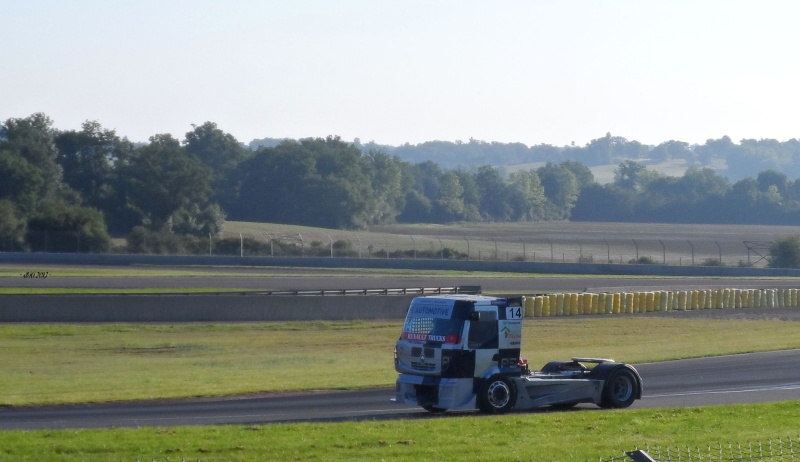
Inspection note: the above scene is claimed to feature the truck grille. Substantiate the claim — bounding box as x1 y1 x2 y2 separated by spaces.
409 347 436 371
411 361 436 371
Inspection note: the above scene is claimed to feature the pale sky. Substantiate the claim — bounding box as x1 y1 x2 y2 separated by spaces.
2 1 798 147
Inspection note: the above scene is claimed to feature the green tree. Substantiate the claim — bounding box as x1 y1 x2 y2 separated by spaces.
537 163 580 219
474 166 511 220
0 148 44 214
769 235 800 268
434 170 466 221
756 170 789 198
231 137 371 229
55 121 138 233
508 170 545 220
25 200 111 252
560 160 595 188
121 134 215 233
361 151 406 224
614 160 648 190
183 122 250 210
0 113 63 200
0 199 25 250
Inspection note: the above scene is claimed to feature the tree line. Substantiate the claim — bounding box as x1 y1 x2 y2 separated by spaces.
254 133 800 180
3 113 800 254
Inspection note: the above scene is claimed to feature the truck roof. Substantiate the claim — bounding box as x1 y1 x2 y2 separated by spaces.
418 294 500 302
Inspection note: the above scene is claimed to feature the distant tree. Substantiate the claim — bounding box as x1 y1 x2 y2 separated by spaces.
398 190 432 222
614 160 648 190
560 160 595 188
55 121 133 202
507 170 546 220
433 170 466 221
572 184 635 222
54 121 138 233
361 151 406 224
230 137 371 229
25 200 111 252
756 170 789 199
769 235 800 268
120 134 215 233
452 169 482 220
649 140 694 163
0 148 44 215
0 113 63 200
537 163 580 219
184 122 250 210
0 199 25 250
474 166 511 220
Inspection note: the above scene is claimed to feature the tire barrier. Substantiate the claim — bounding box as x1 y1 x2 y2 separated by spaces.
522 288 800 317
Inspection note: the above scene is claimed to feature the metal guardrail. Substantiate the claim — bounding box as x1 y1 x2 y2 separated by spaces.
256 285 482 296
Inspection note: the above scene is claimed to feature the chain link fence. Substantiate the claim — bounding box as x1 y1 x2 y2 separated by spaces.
207 231 771 267
603 438 799 461
13 229 774 268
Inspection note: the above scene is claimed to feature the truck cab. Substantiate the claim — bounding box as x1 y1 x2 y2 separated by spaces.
394 295 642 413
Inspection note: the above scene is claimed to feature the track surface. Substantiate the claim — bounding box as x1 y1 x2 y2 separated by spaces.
3 266 800 294
2 269 800 430
3 349 800 430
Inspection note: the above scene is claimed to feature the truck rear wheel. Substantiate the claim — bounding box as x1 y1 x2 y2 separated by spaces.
601 368 638 408
478 375 516 413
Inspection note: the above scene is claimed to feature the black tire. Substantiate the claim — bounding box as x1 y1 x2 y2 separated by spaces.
600 368 638 408
478 375 517 413
423 405 447 413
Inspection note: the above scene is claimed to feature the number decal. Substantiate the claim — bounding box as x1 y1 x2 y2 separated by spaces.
506 306 522 319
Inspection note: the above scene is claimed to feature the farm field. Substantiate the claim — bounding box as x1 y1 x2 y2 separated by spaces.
221 220 793 266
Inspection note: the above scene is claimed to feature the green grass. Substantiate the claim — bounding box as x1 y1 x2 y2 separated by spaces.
3 317 800 406
3 401 799 461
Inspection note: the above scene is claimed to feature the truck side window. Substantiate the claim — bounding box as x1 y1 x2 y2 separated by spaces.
468 321 498 349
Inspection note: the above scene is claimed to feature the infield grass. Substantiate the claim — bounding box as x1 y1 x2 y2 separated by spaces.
3 401 800 461
3 317 800 406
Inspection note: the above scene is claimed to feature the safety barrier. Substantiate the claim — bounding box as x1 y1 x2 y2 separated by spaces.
522 288 800 317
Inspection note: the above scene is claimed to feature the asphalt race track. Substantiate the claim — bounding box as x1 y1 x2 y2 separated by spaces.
4 266 800 294
2 349 799 430
2 268 800 429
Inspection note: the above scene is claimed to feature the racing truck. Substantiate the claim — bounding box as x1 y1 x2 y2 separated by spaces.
394 294 642 413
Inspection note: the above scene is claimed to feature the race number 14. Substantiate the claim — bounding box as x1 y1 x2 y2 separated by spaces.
506 306 522 319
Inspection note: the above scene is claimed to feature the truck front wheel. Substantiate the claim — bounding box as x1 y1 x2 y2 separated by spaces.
601 368 638 408
478 375 517 413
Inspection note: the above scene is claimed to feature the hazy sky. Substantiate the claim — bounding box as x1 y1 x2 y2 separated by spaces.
3 1 798 147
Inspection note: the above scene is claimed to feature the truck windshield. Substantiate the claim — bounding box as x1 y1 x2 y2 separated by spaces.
401 317 463 344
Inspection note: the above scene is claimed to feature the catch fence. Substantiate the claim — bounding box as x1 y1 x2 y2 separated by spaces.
602 438 799 461
17 229 775 268
210 231 770 268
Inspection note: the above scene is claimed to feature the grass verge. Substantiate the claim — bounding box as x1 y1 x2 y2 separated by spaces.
3 317 800 406
3 401 800 461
